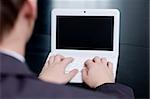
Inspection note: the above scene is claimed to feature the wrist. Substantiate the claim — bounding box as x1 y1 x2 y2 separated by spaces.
96 82 115 89
95 80 115 88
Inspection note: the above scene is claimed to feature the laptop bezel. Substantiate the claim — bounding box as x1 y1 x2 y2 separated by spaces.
51 9 120 57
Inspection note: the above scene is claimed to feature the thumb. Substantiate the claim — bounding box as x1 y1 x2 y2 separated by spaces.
82 68 88 82
65 69 78 81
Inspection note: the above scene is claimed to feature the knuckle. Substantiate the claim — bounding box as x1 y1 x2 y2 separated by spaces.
55 55 60 58
108 62 113 66
102 58 107 61
93 57 100 62
85 60 92 64
94 56 100 60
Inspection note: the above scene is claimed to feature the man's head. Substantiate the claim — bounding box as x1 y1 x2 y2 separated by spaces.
0 0 37 45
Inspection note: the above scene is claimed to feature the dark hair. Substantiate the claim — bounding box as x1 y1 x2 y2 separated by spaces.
0 0 26 42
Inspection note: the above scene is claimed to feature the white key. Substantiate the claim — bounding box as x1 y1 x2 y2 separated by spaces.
65 57 84 72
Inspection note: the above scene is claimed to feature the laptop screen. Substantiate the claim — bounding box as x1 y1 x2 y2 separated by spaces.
56 16 114 51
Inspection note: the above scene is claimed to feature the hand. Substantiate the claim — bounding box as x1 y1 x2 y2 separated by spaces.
39 55 78 84
82 56 114 88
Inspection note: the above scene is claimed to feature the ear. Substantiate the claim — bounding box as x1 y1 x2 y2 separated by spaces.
20 0 37 20
28 0 37 19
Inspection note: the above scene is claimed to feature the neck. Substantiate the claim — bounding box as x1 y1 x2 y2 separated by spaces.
0 45 25 57
0 36 26 57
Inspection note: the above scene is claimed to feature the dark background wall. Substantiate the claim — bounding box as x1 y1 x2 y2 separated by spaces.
25 0 149 98
26 0 51 74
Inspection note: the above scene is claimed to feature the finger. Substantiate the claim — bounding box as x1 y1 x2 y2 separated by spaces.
44 60 48 67
42 57 52 71
82 68 88 82
84 59 94 69
40 63 48 75
40 59 50 75
61 57 74 68
54 54 64 63
48 56 55 64
93 56 101 63
82 66 87 70
107 62 114 81
100 58 107 65
107 62 113 72
65 69 78 82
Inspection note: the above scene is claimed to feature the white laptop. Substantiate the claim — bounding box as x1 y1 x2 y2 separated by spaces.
47 9 120 83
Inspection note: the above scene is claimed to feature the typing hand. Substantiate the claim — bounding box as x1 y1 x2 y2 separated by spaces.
82 56 114 88
39 55 78 84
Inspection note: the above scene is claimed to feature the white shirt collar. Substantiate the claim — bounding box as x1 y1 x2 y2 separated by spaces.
0 49 25 63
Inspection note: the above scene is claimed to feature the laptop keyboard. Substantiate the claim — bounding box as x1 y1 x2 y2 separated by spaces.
65 57 85 73
47 53 118 83
65 56 116 73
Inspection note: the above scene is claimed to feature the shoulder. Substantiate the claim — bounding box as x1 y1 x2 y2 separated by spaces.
96 83 134 99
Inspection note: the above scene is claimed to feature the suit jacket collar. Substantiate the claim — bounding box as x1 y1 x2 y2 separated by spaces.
0 52 34 76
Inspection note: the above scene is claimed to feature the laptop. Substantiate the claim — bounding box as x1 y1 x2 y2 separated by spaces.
47 9 120 83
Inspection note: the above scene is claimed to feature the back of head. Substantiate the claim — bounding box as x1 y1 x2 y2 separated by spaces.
0 0 26 42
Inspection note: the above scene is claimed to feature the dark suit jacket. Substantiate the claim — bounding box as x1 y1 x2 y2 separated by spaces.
0 53 134 99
